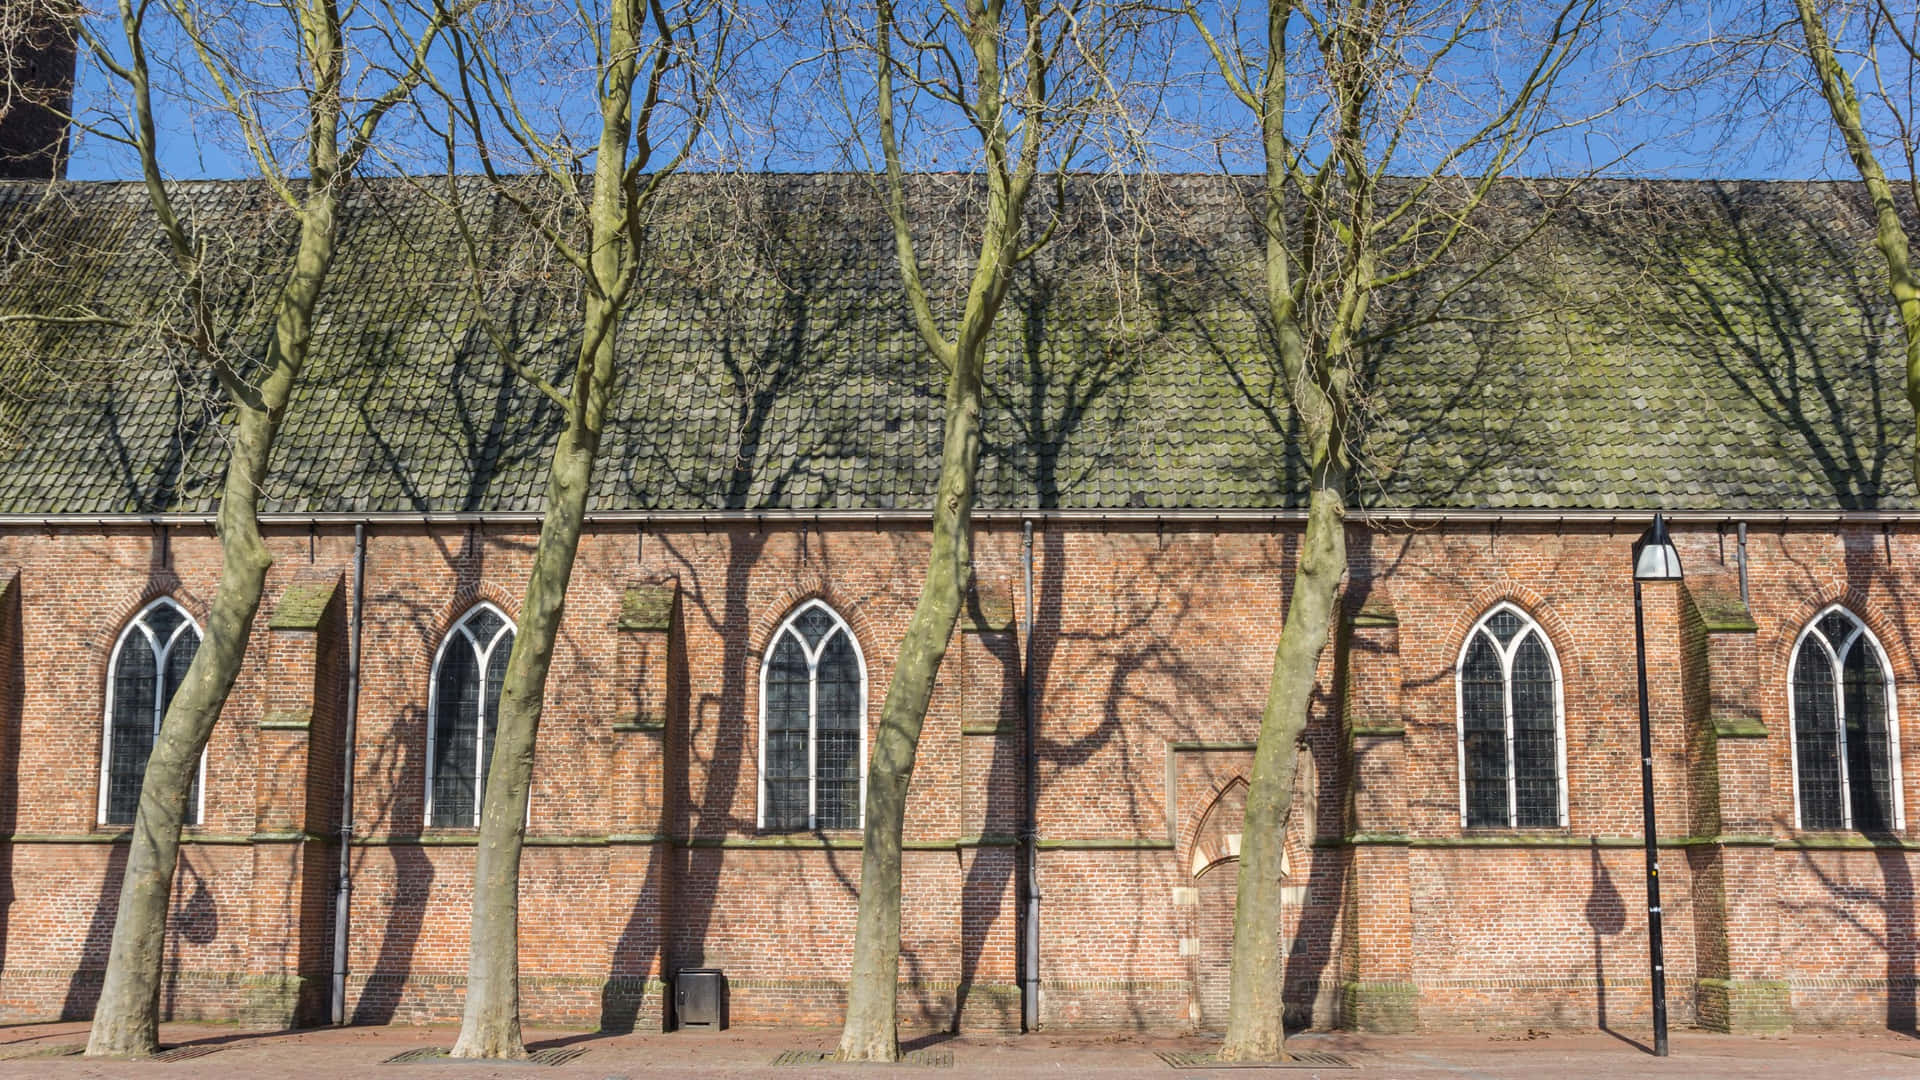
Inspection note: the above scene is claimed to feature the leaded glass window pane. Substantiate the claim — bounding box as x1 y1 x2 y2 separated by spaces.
105 603 203 827
762 604 866 832
795 607 836 648
816 632 862 829
764 633 811 831
1843 637 1893 831
1458 608 1563 830
106 631 158 825
149 604 182 641
1485 610 1525 645
166 630 202 821
1461 634 1508 828
430 607 515 828
1794 610 1900 833
1794 635 1844 830
432 639 480 826
481 630 512 810
466 607 504 646
1511 634 1559 827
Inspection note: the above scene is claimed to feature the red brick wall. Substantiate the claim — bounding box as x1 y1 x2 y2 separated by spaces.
0 518 1912 1035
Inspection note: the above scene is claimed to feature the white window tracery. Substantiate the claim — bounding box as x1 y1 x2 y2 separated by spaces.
1456 603 1567 829
427 603 515 827
100 598 205 826
759 600 866 831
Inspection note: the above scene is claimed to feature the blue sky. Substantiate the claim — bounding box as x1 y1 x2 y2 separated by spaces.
60 1 1850 184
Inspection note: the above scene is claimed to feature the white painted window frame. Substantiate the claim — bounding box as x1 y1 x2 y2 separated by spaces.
1787 604 1905 832
756 599 868 832
98 597 208 827
423 601 516 828
1454 602 1569 829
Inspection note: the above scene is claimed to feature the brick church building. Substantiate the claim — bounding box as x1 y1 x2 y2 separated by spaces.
0 50 1914 1037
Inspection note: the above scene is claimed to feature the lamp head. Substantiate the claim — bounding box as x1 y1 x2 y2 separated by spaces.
1633 512 1683 582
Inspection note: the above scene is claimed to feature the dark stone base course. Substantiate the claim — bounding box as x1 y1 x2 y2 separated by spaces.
1038 979 1191 1030
346 975 1021 1034
346 974 669 1031
1788 978 1920 1031
4 967 329 1028
1412 978 1700 1032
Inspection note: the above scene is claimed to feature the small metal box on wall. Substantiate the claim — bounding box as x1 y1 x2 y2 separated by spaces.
674 968 727 1030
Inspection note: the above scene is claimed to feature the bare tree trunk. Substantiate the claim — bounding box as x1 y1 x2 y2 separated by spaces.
87 194 339 1057
1219 474 1344 1060
1794 0 1920 490
837 353 983 1061
448 431 596 1059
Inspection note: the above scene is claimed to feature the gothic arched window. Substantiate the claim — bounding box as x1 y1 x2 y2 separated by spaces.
1792 606 1902 831
759 600 866 831
100 598 204 826
1457 603 1566 829
427 603 515 827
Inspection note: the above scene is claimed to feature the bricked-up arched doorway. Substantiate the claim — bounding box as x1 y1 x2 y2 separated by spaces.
1184 761 1315 1032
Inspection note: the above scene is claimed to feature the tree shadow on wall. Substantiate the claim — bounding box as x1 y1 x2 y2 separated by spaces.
596 591 686 1033
161 858 217 1021
348 706 430 1025
1785 846 1917 1037
951 589 1024 1034
62 841 127 1019
612 531 771 1031
1583 841 1650 1052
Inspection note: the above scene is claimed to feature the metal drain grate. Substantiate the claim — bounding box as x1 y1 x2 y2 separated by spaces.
772 1048 954 1067
1158 1050 1352 1069
152 1044 226 1063
383 1046 591 1067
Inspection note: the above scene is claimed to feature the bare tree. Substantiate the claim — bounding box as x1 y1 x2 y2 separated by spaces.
801 0 1159 1061
1793 0 1920 486
1181 0 1608 1059
0 0 458 1056
419 0 738 1059
0 0 76 176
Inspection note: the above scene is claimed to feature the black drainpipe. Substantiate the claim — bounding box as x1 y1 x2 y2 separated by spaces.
331 522 366 1024
1021 518 1041 1031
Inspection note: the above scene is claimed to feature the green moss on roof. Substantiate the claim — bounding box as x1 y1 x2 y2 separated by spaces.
0 175 1911 514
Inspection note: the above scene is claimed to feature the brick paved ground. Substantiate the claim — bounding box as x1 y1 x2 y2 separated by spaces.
0 1023 1917 1079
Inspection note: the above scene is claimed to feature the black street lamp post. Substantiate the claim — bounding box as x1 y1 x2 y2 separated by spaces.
1631 512 1682 1058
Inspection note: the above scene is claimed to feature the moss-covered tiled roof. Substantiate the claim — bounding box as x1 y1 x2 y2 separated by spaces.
0 174 1909 513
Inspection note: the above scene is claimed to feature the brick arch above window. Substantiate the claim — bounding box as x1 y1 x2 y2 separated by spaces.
1182 767 1311 882
747 577 880 665
416 582 521 666
1440 584 1580 681
1774 585 1917 687
88 579 202 658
